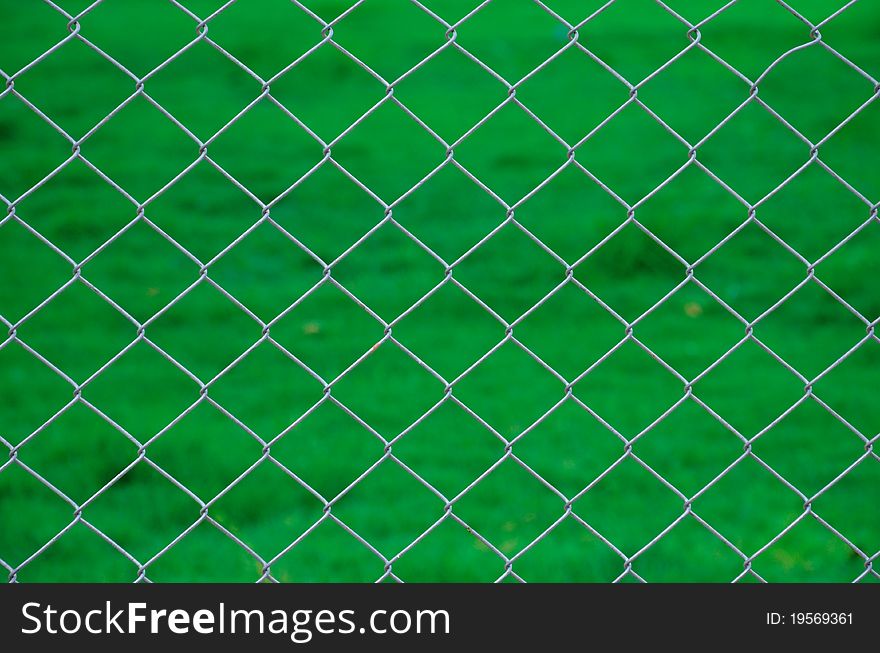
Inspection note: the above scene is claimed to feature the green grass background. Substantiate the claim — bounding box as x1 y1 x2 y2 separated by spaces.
1 0 879 582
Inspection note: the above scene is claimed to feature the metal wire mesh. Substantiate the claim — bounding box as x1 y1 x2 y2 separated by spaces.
1 0 878 583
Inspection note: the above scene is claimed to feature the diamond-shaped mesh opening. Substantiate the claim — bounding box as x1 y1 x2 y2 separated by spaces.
519 45 627 145
456 102 565 202
271 519 381 582
333 0 444 81
754 398 864 498
393 165 504 262
577 103 686 203
514 398 623 498
813 340 880 439
84 95 197 200
271 399 383 499
206 0 321 80
456 340 564 439
760 44 875 143
395 519 503 582
15 522 136 582
698 1 809 81
627 165 745 262
574 339 683 438
208 98 320 202
209 221 322 321
147 281 257 380
147 400 262 501
20 281 133 382
637 281 743 379
821 100 880 202
81 0 195 76
695 220 805 320
573 457 683 554
455 222 563 322
757 280 864 378
0 219 70 323
820 1 880 80
635 516 744 582
395 46 504 143
210 340 321 439
579 0 686 83
270 161 383 262
394 399 503 498
695 457 804 555
13 37 133 138
453 458 562 556
0 2 66 74
514 165 623 263
0 342 71 446
0 463 73 569
86 461 200 564
395 282 503 380
754 516 866 582
14 159 136 262
812 458 880 555
146 40 258 141
271 44 384 141
695 340 803 438
636 398 742 498
332 460 441 557
84 219 197 322
818 220 880 320
332 341 443 437
575 222 684 320
332 222 443 320
0 95 71 200
332 101 444 201
640 46 745 144
146 521 261 582
514 516 621 582
146 160 260 262
271 283 382 381
210 460 323 557
516 283 621 381
757 162 870 262
19 403 137 503
457 1 566 82
698 100 808 202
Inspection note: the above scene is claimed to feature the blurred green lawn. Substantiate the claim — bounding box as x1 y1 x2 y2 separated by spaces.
1 0 879 582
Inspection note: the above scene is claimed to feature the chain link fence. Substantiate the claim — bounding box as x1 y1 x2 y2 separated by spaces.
1 0 878 582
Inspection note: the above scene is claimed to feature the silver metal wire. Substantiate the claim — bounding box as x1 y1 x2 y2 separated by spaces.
0 0 877 583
